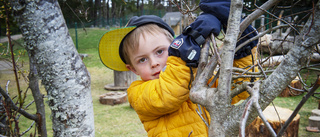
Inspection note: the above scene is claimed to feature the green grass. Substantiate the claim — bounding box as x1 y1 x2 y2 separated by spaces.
69 28 110 68
272 95 319 136
1 28 320 136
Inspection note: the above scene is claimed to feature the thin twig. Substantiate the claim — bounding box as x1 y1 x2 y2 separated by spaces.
211 34 221 64
297 72 309 87
237 24 302 53
230 82 250 98
195 107 209 127
276 0 301 9
4 1 23 111
232 74 266 79
0 86 37 121
277 75 320 137
254 2 301 34
16 100 35 120
239 98 253 137
65 2 87 34
252 85 276 137
20 121 35 136
254 100 276 137
208 69 219 88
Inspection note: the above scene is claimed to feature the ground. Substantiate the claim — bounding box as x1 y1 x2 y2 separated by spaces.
0 34 23 43
0 34 23 75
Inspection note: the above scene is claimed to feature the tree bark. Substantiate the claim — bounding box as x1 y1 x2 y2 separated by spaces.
190 0 320 136
28 54 47 137
11 0 95 136
202 0 244 136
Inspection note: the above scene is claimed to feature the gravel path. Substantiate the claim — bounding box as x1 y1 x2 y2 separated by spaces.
0 34 23 43
0 34 22 74
0 60 13 74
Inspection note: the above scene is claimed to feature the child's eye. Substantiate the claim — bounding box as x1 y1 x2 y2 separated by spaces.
156 49 164 55
139 58 147 63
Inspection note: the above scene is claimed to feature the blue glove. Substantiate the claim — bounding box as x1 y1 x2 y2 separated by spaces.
200 0 258 59
169 0 259 67
200 0 231 26
168 13 221 67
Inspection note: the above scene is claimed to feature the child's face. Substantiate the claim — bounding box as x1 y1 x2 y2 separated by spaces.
126 32 171 81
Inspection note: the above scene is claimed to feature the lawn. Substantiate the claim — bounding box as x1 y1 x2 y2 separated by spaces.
0 28 319 136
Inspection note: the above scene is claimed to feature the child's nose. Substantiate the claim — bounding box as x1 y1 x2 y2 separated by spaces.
150 58 160 68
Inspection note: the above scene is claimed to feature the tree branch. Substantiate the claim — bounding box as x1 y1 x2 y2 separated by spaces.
0 86 37 121
237 24 300 53
240 0 280 35
239 96 253 137
240 81 276 137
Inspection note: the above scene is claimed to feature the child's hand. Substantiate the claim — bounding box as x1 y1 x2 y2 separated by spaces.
168 13 221 67
199 0 258 59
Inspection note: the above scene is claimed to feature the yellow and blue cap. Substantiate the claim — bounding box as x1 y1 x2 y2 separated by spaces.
99 15 174 71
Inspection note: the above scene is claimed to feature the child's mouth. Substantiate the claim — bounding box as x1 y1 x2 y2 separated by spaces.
153 71 160 76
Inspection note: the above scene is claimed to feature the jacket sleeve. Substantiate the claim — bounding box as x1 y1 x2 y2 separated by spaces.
127 56 194 122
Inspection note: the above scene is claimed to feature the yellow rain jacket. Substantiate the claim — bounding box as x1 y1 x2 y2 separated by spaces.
128 56 209 137
128 54 257 137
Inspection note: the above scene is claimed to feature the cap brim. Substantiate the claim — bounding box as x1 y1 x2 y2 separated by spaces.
99 27 136 71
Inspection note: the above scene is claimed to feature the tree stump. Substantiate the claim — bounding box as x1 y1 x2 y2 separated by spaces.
246 106 300 137
279 77 302 97
104 70 136 91
99 91 127 105
306 109 320 132
312 109 320 116
308 116 320 129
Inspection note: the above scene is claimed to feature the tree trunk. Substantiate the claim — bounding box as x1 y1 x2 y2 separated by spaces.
89 0 94 21
141 0 144 15
112 0 116 18
102 0 106 24
154 0 160 9
29 54 47 137
168 0 172 12
0 94 6 135
94 0 101 27
11 0 95 136
107 0 110 25
136 0 140 11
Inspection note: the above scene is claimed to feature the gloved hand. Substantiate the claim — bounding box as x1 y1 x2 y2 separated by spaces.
199 0 258 59
200 0 231 26
168 13 221 67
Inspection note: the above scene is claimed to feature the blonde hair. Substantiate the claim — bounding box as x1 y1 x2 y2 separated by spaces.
122 24 174 65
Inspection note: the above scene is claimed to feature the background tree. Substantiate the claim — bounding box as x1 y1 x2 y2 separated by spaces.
9 0 95 136
1 0 47 136
94 0 101 26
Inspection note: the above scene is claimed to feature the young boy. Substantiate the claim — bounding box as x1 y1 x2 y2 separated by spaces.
99 15 207 136
99 1 258 136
